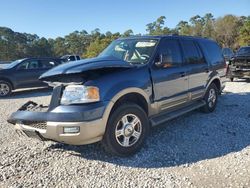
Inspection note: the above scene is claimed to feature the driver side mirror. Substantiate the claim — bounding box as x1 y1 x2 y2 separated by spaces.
155 54 174 68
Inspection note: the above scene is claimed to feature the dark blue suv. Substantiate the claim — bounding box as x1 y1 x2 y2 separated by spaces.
8 35 226 156
0 57 62 96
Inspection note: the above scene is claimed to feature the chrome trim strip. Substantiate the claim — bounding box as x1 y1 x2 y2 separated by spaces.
160 94 188 110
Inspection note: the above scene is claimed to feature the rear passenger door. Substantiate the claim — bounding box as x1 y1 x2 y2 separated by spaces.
180 39 209 100
39 59 59 71
151 39 189 111
37 59 60 85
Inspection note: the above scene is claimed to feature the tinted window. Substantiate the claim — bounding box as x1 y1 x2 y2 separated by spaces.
40 60 57 68
17 61 29 70
17 60 40 70
181 40 204 64
198 40 224 65
76 56 80 60
69 56 75 61
159 39 182 66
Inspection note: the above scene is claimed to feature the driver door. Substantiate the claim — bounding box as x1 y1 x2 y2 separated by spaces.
150 39 189 112
14 60 42 88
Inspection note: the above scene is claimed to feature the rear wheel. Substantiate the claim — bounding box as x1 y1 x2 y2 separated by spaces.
102 103 149 156
230 77 234 82
201 83 218 113
0 81 12 97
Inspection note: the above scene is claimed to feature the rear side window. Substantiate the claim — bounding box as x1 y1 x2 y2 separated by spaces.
40 60 58 68
159 39 182 65
180 40 205 64
69 56 76 61
198 40 224 65
76 56 80 60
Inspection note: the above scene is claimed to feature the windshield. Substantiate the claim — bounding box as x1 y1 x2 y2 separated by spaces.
2 59 24 69
99 39 158 64
237 47 250 55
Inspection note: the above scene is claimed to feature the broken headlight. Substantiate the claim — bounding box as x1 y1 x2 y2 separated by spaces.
61 85 100 105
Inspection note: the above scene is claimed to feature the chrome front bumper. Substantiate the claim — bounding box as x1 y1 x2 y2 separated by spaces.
8 101 111 145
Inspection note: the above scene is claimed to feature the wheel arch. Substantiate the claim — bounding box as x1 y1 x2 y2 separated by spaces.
101 88 151 134
206 77 221 92
0 77 14 89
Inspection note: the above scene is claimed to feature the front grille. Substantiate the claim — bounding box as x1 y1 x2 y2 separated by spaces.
23 121 47 130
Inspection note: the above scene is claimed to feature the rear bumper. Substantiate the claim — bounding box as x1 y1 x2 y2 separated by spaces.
8 101 111 145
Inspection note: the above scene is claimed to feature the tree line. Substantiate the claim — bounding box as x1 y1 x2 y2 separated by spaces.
0 13 249 61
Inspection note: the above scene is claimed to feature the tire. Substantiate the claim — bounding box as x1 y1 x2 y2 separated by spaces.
230 77 234 82
0 80 12 97
102 103 149 156
201 83 218 113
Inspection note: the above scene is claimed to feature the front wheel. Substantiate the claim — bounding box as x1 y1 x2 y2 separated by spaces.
102 103 149 156
0 81 12 97
201 83 218 113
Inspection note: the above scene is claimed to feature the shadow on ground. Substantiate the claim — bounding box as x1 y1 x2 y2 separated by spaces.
47 91 250 168
0 87 52 99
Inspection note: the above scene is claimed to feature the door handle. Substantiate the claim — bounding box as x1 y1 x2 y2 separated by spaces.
204 68 209 73
180 72 186 77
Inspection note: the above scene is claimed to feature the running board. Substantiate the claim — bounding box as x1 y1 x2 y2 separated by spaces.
150 100 206 127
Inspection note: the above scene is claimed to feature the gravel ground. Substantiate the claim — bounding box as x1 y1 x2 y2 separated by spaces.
0 81 250 188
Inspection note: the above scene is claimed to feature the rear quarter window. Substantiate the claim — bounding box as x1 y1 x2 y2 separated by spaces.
198 40 224 65
40 59 58 68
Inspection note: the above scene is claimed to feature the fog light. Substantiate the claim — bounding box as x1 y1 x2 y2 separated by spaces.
63 127 80 134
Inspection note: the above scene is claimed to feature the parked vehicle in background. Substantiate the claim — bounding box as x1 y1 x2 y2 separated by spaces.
60 55 80 63
8 35 226 156
222 48 234 61
0 57 62 96
227 46 250 82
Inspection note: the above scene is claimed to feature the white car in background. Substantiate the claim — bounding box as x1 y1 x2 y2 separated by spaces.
60 55 81 63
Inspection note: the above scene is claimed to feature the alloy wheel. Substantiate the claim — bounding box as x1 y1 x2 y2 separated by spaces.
208 88 216 108
115 114 142 147
0 83 10 96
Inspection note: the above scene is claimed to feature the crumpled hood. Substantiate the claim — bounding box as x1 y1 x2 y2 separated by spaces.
39 56 134 81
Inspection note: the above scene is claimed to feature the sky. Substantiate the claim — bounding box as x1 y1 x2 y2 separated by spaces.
0 0 249 39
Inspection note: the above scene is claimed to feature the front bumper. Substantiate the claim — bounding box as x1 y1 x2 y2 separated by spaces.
228 65 250 78
8 101 110 145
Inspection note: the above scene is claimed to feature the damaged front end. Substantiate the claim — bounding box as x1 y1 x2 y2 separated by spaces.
8 83 110 144
8 56 134 144
228 56 250 79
